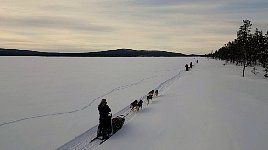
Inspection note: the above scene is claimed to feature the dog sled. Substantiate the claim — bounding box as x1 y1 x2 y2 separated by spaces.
92 115 125 144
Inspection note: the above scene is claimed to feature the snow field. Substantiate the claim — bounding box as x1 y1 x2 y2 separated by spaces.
1 57 267 150
0 57 191 150
57 60 187 150
100 59 268 150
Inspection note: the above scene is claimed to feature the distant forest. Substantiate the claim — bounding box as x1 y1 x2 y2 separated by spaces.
207 20 268 77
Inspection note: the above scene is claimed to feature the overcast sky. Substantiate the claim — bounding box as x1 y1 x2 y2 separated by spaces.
0 0 268 54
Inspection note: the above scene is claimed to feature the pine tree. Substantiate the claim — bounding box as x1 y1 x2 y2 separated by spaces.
210 20 268 78
237 20 252 77
264 31 268 77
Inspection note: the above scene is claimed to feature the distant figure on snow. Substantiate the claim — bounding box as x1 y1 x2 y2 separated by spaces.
196 60 198 63
190 62 193 68
185 64 189 71
97 99 112 139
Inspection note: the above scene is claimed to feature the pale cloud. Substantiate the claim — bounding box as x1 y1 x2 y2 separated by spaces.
0 0 267 54
0 16 114 32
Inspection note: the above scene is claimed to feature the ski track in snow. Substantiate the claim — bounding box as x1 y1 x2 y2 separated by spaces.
0 66 180 127
56 66 188 150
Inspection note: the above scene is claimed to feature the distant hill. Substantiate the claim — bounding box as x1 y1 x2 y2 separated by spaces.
0 48 200 57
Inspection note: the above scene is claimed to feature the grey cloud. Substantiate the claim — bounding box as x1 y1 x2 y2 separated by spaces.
0 16 114 33
253 22 268 32
40 4 77 12
127 0 230 7
218 1 268 12
128 0 201 6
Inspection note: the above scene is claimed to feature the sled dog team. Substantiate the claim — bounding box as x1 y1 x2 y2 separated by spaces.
129 89 159 112
97 90 159 140
97 60 198 140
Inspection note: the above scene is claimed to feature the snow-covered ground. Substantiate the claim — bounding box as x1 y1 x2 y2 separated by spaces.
0 57 190 150
0 57 268 150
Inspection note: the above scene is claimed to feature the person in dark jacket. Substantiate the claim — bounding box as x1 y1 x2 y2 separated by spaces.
185 64 189 71
190 62 193 68
97 99 112 139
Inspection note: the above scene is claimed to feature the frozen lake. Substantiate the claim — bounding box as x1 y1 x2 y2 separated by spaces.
0 57 193 150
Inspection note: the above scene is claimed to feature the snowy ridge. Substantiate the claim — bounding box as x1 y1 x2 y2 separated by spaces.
56 67 187 150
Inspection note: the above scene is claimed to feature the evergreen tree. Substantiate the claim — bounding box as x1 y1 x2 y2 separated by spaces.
264 31 268 77
237 20 252 77
210 20 268 77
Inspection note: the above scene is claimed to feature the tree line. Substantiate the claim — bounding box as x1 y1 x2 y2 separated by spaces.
208 20 268 77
